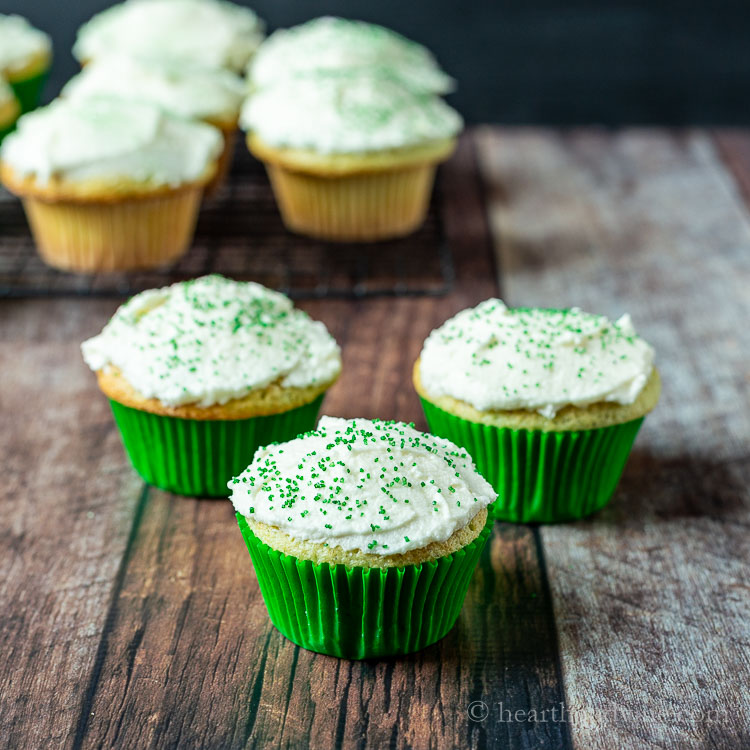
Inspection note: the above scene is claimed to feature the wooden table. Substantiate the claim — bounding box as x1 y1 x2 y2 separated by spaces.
1 129 748 750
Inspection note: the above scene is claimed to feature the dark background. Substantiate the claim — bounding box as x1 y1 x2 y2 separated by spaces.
7 0 750 124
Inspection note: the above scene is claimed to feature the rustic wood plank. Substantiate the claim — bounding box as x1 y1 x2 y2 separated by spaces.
69 135 571 750
477 127 750 749
0 299 146 749
712 129 750 209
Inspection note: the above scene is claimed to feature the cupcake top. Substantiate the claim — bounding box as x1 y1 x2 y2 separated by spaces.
73 0 264 72
419 299 655 418
248 16 453 95
81 275 342 408
230 416 496 556
241 70 462 154
1 95 222 187
0 14 51 76
62 55 246 125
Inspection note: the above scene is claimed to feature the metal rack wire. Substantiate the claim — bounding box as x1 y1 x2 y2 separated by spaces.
0 146 454 300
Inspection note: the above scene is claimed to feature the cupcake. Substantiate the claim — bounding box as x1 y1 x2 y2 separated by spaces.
62 55 246 195
0 95 222 272
0 14 52 114
230 416 496 658
241 70 463 241
248 16 454 95
81 275 341 498
0 79 20 143
73 0 265 73
414 300 661 523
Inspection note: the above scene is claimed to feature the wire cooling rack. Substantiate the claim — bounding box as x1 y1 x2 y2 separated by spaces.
0 146 454 299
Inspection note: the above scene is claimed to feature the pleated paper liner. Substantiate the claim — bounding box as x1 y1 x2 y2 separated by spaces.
420 398 644 523
264 161 437 241
237 512 493 659
109 394 325 498
8 69 48 114
21 185 203 272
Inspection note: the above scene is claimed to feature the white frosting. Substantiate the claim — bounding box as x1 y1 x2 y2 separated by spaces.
81 275 342 408
62 55 246 123
1 95 223 186
249 16 454 95
74 0 265 72
241 71 463 153
230 416 496 556
0 14 51 75
419 299 655 418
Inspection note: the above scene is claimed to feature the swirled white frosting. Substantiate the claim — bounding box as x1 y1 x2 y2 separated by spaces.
241 71 463 153
62 55 246 123
419 299 655 418
82 275 342 408
1 95 222 186
0 14 51 75
230 416 495 556
73 0 264 72
248 16 454 95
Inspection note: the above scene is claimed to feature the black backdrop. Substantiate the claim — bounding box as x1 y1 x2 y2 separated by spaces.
7 0 750 125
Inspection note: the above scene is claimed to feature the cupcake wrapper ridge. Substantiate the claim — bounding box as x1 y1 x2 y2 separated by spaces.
264 162 437 242
22 186 203 272
109 394 325 498
420 398 644 523
237 512 492 659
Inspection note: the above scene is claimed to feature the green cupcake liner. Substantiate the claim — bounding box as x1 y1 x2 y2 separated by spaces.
420 398 644 523
236 512 492 659
0 120 16 144
109 394 325 498
9 69 49 114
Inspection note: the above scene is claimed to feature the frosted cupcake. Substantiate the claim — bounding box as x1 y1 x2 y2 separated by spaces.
230 416 496 658
241 70 463 241
0 80 20 142
73 0 264 73
0 14 52 114
414 300 661 523
0 95 222 272
248 16 454 95
82 275 341 497
62 55 246 195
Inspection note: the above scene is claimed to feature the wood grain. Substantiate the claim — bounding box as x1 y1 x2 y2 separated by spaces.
0 299 146 748
476 127 750 749
63 135 570 750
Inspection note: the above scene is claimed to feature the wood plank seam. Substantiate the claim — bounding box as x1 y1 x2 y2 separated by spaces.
70 484 151 750
471 136 573 749
532 527 575 750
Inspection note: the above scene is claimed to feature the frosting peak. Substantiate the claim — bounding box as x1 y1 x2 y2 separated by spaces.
419 300 655 417
81 275 342 407
0 14 51 75
241 70 462 154
73 0 265 72
249 16 454 95
1 95 222 186
229 416 496 555
62 55 246 124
